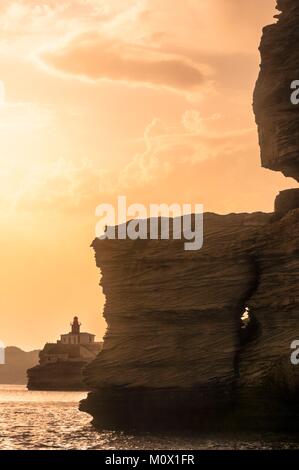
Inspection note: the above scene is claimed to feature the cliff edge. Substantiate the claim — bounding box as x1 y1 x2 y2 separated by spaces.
81 0 299 430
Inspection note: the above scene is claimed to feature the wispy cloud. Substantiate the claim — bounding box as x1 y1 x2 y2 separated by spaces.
38 32 212 96
0 0 131 54
0 110 255 213
114 111 254 190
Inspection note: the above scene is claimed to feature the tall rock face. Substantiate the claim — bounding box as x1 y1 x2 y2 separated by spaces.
81 209 299 430
83 214 256 427
81 0 299 430
84 214 269 393
237 209 299 429
253 0 299 181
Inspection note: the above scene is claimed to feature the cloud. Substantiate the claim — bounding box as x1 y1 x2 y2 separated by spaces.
100 110 255 192
1 110 255 214
0 0 134 54
39 32 211 94
30 0 275 98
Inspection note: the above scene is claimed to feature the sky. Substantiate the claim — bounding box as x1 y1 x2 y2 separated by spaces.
0 0 295 350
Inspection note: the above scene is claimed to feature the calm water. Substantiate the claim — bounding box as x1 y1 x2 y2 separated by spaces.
0 385 299 450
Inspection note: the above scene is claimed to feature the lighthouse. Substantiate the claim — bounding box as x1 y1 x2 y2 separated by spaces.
27 317 103 390
71 316 81 335
55 316 97 345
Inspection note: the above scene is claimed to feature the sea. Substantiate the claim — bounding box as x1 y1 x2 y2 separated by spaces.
0 385 298 450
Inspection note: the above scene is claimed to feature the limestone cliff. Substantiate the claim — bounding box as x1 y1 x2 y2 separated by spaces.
80 214 267 428
237 208 299 429
84 214 270 392
253 0 299 181
81 0 299 430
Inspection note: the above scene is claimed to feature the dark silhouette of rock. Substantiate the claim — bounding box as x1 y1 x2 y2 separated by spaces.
236 209 299 430
253 0 299 181
79 214 266 429
275 189 299 216
0 347 39 384
80 0 299 431
27 360 93 391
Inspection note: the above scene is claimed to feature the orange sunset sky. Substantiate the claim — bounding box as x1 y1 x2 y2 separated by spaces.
0 0 296 350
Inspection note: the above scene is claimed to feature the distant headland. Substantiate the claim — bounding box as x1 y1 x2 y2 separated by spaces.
0 347 39 384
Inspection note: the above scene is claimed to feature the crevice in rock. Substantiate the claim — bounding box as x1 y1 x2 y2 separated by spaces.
240 307 250 329
239 306 259 346
234 256 261 378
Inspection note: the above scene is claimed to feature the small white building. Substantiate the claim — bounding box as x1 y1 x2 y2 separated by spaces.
58 317 96 345
39 316 102 365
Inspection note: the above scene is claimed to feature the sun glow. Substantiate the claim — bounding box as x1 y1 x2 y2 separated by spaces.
0 81 5 107
0 0 293 350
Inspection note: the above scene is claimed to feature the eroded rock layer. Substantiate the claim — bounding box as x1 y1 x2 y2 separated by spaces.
85 214 271 392
236 209 299 430
253 0 299 181
81 210 299 430
80 213 272 429
275 189 299 216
